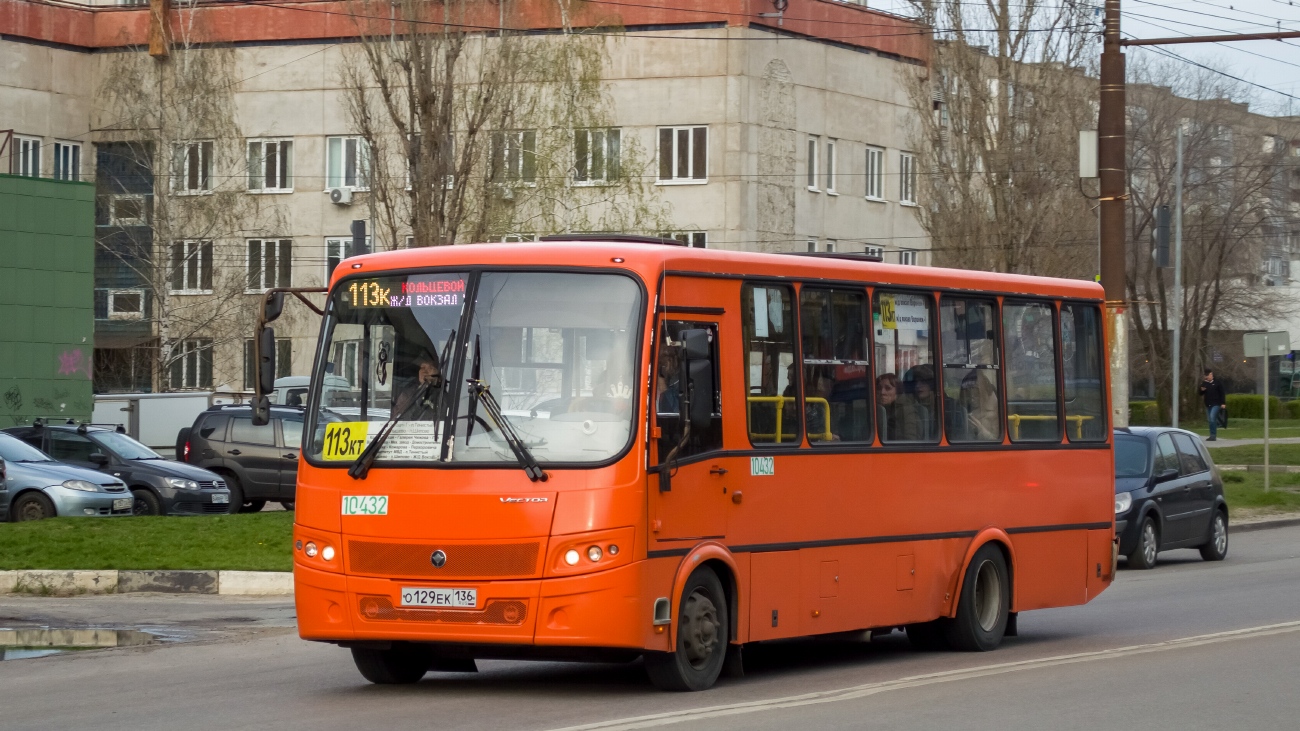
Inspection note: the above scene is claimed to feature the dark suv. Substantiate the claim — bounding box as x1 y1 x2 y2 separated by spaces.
179 405 302 512
4 422 231 516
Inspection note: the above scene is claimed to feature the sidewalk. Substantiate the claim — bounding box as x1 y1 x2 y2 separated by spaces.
1201 436 1300 448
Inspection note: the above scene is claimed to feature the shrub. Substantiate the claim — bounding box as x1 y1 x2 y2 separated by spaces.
1285 400 1300 420
1222 472 1245 483
1129 401 1160 426
1224 394 1281 420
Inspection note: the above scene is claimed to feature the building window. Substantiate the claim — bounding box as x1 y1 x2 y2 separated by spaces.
865 147 885 200
899 151 917 205
244 338 292 390
661 231 707 248
247 139 293 193
53 141 80 181
170 240 214 293
12 135 41 177
899 248 918 266
173 141 214 194
489 233 538 243
825 239 836 253
169 339 213 390
574 128 621 184
826 139 837 194
864 245 883 259
492 130 537 183
657 126 707 183
109 194 147 226
248 239 293 291
326 236 369 280
106 289 145 320
326 136 370 190
807 136 819 190
807 239 818 252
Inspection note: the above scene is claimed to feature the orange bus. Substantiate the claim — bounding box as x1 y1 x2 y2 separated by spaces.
258 237 1115 691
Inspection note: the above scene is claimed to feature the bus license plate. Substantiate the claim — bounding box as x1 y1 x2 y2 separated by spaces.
400 587 477 608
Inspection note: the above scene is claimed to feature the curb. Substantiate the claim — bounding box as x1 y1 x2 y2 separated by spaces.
1218 464 1300 473
0 570 293 596
1231 516 1300 533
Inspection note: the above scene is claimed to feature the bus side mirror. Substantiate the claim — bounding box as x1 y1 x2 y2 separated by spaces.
680 329 713 432
258 326 277 396
263 291 285 323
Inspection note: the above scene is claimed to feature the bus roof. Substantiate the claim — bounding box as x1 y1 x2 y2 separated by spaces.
334 239 1104 301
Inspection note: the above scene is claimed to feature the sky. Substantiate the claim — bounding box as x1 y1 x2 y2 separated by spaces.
869 0 1300 116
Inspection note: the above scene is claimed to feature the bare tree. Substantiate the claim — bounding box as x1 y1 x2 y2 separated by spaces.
342 0 670 249
903 0 1098 277
1126 60 1298 419
93 24 289 392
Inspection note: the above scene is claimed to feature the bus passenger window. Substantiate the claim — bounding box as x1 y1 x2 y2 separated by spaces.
656 321 722 460
1062 303 1107 441
1004 301 1060 442
940 297 1001 443
873 290 938 443
800 288 872 443
743 284 801 445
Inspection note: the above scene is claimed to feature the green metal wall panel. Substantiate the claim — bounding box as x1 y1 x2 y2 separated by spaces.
0 174 95 426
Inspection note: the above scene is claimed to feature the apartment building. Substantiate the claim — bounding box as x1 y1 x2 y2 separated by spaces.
1 0 932 393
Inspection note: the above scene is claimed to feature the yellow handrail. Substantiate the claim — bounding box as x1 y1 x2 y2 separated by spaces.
746 395 832 442
1007 413 1093 440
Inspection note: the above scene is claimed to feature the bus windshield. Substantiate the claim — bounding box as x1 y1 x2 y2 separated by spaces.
307 269 642 467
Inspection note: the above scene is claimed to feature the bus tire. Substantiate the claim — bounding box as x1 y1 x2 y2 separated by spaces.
351 644 432 684
905 620 950 651
645 566 728 692
944 543 1010 652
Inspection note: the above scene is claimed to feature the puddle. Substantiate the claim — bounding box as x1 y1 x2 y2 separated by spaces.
0 628 160 660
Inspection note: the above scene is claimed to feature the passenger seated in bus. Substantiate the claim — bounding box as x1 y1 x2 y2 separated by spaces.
898 364 967 441
804 367 839 441
656 347 682 414
876 373 901 441
393 350 442 417
960 369 1000 441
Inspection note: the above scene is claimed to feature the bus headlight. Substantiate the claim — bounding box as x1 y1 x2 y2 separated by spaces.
305 542 319 558
587 546 603 562
547 527 636 576
564 549 581 566
1115 492 1132 515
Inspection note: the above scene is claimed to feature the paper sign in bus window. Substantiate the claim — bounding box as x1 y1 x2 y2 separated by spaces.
322 421 442 462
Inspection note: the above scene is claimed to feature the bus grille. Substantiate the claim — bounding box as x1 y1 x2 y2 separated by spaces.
358 596 528 626
347 540 541 578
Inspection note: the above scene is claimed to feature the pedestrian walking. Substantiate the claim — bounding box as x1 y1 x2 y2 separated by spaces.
1199 369 1227 441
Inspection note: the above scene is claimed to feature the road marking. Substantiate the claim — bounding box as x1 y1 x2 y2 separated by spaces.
547 621 1300 731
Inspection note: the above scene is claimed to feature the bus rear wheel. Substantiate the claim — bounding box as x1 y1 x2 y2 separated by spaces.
645 566 728 692
351 644 433 684
945 543 1010 652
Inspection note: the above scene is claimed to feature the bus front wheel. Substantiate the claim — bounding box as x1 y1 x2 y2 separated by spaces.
351 644 433 684
646 567 728 692
945 543 1010 652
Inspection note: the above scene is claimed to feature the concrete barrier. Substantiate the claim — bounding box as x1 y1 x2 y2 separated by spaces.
118 570 218 594
0 570 294 595
218 571 295 595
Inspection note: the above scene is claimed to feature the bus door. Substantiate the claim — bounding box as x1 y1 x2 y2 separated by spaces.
650 318 727 543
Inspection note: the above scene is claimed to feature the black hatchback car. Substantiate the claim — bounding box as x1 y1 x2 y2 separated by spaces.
1114 427 1229 569
4 422 232 516
178 405 303 512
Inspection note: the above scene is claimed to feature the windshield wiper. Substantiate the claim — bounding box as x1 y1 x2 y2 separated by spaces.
348 330 455 480
465 379 547 483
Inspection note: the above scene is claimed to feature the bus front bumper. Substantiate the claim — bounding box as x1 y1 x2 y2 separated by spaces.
295 559 674 653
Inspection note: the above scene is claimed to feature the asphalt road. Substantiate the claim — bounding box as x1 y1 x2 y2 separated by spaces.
4 527 1300 731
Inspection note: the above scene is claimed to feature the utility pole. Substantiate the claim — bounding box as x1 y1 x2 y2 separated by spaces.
1096 4 1300 430
1172 126 1184 427
1099 0 1129 427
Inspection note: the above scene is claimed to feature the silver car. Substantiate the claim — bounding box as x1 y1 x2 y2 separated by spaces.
0 433 133 521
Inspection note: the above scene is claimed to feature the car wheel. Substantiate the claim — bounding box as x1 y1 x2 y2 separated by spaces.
12 492 55 521
645 566 729 692
351 644 432 684
1199 510 1229 562
1128 516 1160 570
222 474 245 515
240 500 266 514
132 489 161 516
906 620 950 651
944 543 1010 652
279 501 295 511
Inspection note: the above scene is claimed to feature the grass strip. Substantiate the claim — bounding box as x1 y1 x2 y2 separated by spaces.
1188 418 1300 440
0 512 294 571
1208 443 1300 467
1222 470 1300 512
